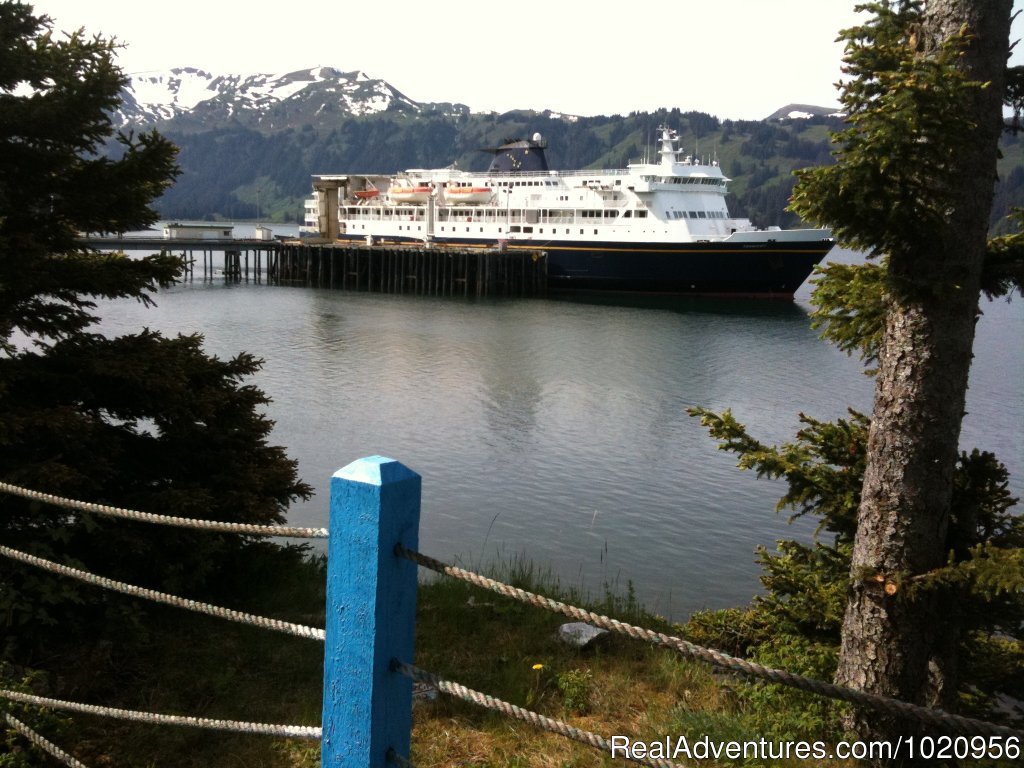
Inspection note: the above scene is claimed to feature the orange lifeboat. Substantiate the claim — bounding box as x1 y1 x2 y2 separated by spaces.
388 185 431 204
353 188 380 200
445 184 493 204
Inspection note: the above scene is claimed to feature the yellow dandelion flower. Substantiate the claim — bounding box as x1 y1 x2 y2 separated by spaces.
532 663 544 671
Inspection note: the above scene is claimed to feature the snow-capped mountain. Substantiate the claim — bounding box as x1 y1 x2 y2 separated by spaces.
116 66 468 129
765 103 843 121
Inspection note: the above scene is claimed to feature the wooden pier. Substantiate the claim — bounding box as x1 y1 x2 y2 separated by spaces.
275 242 547 298
80 236 546 298
79 235 277 283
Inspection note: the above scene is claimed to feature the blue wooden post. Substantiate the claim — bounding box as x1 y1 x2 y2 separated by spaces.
322 456 421 766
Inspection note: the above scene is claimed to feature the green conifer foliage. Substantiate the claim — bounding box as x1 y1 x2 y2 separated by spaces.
0 2 310 637
0 3 181 351
688 1 1022 742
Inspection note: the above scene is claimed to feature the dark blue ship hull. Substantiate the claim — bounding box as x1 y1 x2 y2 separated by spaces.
539 238 833 297
337 235 834 298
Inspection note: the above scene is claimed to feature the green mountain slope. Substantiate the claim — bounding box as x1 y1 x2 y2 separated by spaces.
149 108 1024 233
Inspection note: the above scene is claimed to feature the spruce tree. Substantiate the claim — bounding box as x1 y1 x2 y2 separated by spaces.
790 1 1013 748
690 1 1022 758
0 1 310 635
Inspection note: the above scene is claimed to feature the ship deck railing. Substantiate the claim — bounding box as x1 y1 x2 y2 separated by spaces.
408 167 636 181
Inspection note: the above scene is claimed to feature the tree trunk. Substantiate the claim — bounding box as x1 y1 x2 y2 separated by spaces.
834 0 1012 759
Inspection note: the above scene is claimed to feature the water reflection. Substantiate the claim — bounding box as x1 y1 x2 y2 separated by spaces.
89 258 1021 621
546 289 813 321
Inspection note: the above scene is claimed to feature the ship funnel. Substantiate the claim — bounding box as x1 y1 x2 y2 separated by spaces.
483 135 550 173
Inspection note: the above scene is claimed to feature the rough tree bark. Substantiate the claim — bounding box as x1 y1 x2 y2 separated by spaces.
833 0 1013 757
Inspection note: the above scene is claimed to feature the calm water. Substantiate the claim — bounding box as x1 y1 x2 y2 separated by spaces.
96 242 1023 620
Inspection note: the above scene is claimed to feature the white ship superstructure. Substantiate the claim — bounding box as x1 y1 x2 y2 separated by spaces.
303 127 834 297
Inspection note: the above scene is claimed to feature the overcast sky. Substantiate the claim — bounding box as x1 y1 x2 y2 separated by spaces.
25 1 1024 120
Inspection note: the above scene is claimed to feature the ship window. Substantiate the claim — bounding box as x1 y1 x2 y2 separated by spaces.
593 229 598 235
511 226 521 233
623 210 632 218
698 211 707 218
637 211 647 218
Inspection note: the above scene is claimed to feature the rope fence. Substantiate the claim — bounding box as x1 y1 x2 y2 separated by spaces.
0 480 329 539
0 689 320 739
0 544 325 641
4 463 1023 768
394 662 688 768
396 544 1024 740
4 712 89 768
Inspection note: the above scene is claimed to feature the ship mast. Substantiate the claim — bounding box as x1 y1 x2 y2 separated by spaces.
658 126 683 168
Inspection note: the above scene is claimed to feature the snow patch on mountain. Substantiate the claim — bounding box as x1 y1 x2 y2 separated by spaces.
114 66 460 128
127 68 219 112
765 103 843 121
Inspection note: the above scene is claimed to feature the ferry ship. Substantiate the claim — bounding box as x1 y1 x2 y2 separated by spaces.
303 127 834 297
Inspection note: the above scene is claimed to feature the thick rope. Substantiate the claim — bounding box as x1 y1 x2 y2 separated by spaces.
0 690 320 739
0 545 325 641
397 545 1024 740
395 662 688 768
4 713 90 768
0 481 328 539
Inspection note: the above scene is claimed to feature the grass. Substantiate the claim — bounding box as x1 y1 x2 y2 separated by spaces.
6 547 856 767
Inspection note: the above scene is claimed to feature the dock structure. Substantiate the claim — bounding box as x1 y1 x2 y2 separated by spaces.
78 236 546 297
78 235 277 283
274 241 547 298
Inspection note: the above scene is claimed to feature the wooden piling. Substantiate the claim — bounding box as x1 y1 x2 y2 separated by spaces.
270 242 545 298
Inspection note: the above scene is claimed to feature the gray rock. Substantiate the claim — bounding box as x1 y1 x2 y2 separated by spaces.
558 622 608 648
